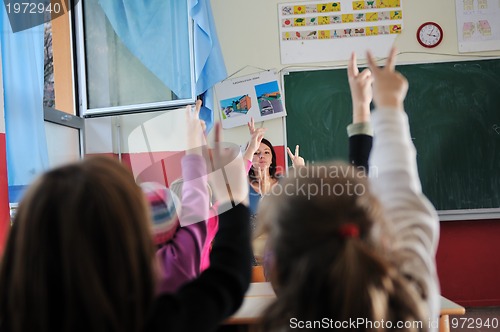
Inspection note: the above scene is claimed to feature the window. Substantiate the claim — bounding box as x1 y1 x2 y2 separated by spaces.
74 0 196 117
6 9 81 205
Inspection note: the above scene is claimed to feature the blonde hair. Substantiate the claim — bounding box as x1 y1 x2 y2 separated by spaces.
257 162 427 331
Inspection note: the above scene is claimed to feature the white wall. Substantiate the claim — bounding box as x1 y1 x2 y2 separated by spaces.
211 0 500 146
45 121 80 167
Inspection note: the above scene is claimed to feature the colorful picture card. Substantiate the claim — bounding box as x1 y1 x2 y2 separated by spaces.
215 70 286 129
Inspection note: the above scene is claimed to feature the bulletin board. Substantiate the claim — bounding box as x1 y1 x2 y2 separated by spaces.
279 0 403 64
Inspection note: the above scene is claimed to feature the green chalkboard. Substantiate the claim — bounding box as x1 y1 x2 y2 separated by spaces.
284 59 500 211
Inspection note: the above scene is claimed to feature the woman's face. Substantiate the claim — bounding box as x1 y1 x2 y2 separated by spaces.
252 142 273 172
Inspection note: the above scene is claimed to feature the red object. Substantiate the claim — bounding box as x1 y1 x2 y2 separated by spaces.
416 21 443 48
0 134 9 256
338 223 360 238
437 219 500 307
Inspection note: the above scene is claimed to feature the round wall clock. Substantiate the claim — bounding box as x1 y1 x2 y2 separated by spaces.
416 22 443 48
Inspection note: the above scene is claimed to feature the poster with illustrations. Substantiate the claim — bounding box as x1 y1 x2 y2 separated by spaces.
279 0 403 64
456 0 500 52
214 70 286 129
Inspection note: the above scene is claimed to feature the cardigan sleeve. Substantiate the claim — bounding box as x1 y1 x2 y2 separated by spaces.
369 107 441 329
178 154 209 226
154 154 210 294
347 122 373 172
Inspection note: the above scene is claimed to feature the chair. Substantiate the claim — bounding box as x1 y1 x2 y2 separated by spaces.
252 266 266 283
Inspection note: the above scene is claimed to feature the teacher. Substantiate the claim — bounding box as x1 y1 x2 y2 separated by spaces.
243 118 305 217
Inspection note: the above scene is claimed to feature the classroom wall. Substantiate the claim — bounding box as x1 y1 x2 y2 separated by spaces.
82 0 500 306
210 0 500 306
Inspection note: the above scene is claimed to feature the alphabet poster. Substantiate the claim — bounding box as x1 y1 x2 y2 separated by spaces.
279 0 404 64
214 70 286 129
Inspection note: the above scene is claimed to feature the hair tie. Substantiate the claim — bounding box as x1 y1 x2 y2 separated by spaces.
338 223 360 239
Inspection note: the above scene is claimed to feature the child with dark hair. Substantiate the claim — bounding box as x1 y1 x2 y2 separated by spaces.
0 105 252 332
257 48 440 331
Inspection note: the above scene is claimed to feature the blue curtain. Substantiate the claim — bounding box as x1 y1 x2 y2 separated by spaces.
99 0 227 132
1 6 48 203
190 0 227 132
98 0 192 100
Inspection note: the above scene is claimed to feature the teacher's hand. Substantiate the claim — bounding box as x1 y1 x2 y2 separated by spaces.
243 125 266 162
287 145 305 167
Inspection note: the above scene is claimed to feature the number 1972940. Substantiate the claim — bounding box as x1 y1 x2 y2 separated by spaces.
5 2 62 14
451 317 498 329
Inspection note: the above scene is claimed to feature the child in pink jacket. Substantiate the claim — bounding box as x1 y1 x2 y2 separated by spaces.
141 101 218 293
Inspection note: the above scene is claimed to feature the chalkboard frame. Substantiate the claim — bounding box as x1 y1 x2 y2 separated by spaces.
281 57 500 221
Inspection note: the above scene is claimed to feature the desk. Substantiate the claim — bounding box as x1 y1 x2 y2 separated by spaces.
225 283 274 326
439 296 466 332
226 283 465 332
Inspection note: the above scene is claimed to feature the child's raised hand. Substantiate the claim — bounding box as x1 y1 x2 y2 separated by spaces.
348 52 372 123
186 100 207 153
366 48 408 110
209 124 249 210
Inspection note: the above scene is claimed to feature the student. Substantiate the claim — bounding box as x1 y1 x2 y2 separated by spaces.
140 101 216 294
167 178 218 273
0 123 252 332
257 48 440 331
253 54 375 270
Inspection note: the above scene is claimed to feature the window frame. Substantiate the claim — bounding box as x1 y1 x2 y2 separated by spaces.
44 106 85 162
73 0 197 118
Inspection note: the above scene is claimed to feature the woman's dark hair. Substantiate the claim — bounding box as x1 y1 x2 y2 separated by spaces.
248 138 278 182
257 162 427 332
0 156 155 332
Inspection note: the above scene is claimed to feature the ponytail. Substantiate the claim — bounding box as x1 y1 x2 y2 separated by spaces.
260 239 427 331
257 162 428 331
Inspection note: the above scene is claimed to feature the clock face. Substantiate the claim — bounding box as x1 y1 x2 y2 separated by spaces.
417 22 443 48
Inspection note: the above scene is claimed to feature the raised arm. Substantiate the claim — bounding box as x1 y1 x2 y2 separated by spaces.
243 117 266 164
180 100 209 225
147 124 252 332
347 52 373 171
155 102 210 293
367 48 440 326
